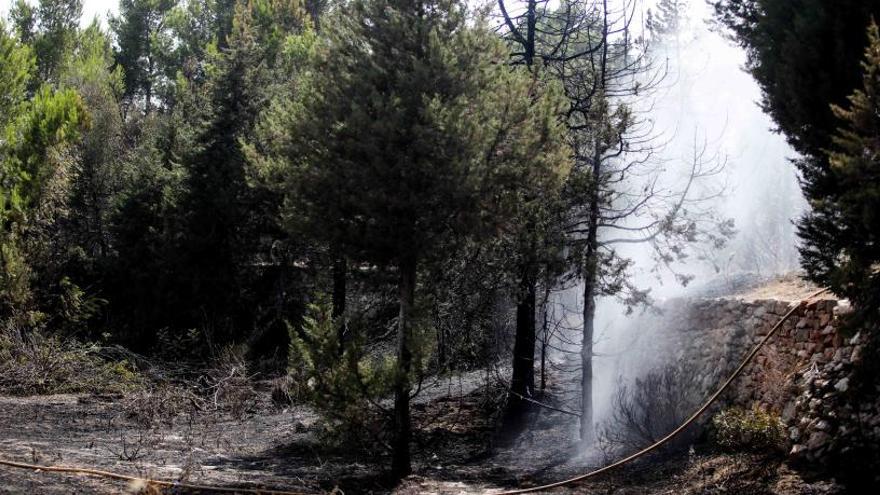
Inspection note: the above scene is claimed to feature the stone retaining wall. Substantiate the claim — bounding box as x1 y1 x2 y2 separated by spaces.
644 294 878 471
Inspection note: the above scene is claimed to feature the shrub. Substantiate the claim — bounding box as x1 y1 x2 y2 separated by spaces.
287 296 395 448
0 322 144 395
711 407 785 452
597 364 706 458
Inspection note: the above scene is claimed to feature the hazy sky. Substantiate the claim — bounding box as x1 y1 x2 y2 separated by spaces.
0 0 118 27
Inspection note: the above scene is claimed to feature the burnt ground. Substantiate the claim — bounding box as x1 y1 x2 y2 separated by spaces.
0 368 844 494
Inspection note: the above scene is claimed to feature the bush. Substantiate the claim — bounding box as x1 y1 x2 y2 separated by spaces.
597 364 706 458
0 322 144 395
287 296 395 448
711 407 785 452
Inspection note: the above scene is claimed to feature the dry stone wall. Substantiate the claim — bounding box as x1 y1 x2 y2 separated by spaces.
643 294 879 474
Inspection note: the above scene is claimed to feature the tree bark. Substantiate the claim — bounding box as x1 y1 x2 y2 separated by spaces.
580 268 596 445
505 265 537 430
391 255 417 479
580 144 602 445
579 1 609 446
331 248 347 355
540 280 551 393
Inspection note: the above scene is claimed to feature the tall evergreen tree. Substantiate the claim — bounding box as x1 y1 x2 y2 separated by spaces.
60 23 127 280
713 1 880 321
110 0 177 112
647 0 688 41
8 0 37 45
808 22 880 325
33 0 83 83
1 20 84 319
278 0 570 476
172 0 308 341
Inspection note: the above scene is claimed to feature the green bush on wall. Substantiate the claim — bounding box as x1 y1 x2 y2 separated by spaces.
711 407 786 452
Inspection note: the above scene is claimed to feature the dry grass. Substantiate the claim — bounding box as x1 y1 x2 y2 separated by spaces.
0 324 144 396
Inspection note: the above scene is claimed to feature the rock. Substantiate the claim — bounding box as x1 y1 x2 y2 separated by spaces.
834 377 850 393
849 331 862 345
851 345 863 363
789 426 801 442
790 444 806 456
807 431 831 450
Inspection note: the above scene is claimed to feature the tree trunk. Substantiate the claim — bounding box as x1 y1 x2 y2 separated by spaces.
580 144 602 445
331 248 347 355
391 255 417 479
580 272 596 445
540 280 551 393
506 266 537 427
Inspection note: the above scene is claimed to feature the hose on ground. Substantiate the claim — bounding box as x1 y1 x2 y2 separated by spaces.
494 286 832 495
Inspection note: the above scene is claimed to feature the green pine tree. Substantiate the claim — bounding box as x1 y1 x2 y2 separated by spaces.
276 0 570 477
110 0 178 112
808 21 880 325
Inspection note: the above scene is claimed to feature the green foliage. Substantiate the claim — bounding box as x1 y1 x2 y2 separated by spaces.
804 22 880 326
110 0 178 111
9 1 37 44
647 0 688 41
0 21 35 118
0 324 144 395
1 71 85 318
33 0 83 83
60 22 127 266
288 296 394 443
1 86 84 220
713 0 880 323
266 1 571 472
711 407 786 453
279 0 570 266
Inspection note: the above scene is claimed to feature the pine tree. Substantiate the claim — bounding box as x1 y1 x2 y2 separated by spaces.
172 0 308 341
281 0 570 477
804 22 880 325
110 0 177 112
714 1 880 311
33 0 83 83
647 0 688 41
0 40 84 319
61 22 126 271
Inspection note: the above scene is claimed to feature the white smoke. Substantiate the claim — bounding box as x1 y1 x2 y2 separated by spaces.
547 0 805 454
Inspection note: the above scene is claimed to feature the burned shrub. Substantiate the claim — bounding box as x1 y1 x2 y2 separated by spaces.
597 364 707 458
0 321 143 395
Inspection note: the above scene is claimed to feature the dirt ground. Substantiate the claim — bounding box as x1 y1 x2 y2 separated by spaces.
0 375 843 495
0 274 848 494
0 372 505 494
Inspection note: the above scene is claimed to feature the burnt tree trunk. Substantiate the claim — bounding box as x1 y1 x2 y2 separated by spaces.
540 280 551 393
331 248 347 355
580 142 602 445
580 264 597 444
391 254 417 479
503 265 537 433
